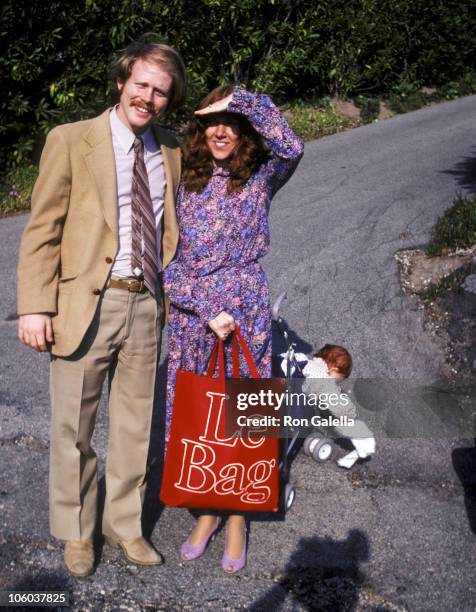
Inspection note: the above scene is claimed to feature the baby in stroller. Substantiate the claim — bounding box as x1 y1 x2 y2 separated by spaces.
280 343 376 469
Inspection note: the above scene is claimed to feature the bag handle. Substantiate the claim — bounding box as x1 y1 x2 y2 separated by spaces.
206 325 260 379
232 325 260 378
206 335 225 378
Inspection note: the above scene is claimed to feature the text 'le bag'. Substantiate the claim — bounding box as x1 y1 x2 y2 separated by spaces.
160 327 280 512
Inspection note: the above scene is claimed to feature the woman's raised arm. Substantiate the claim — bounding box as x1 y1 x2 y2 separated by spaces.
227 87 304 194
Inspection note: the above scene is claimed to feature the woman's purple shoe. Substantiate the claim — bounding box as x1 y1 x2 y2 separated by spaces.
180 517 221 561
221 525 248 574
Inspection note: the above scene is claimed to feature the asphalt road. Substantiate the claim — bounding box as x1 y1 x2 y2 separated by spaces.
1 95 476 611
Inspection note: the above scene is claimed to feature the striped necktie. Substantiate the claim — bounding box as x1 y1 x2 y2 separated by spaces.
131 136 158 295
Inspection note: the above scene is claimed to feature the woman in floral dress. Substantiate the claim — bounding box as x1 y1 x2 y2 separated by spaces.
163 85 303 573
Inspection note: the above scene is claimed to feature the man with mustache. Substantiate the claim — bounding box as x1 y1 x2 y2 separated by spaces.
17 38 185 577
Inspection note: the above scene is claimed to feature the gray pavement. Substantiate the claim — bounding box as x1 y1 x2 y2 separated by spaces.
1 95 476 611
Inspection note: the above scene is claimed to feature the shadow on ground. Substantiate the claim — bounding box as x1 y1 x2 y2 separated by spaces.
452 439 476 534
441 149 476 195
142 359 168 539
249 529 370 611
6 570 74 611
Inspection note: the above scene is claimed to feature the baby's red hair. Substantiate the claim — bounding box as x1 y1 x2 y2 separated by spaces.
314 344 353 379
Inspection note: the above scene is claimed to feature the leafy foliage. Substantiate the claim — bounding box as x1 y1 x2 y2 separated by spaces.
1 0 475 168
427 194 476 256
0 165 38 215
354 96 380 124
282 100 351 141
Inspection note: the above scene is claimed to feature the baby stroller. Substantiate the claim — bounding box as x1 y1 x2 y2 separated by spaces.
272 292 338 512
273 292 376 485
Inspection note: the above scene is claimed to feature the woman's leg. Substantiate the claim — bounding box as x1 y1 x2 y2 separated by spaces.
180 513 221 561
187 514 220 545
224 514 246 560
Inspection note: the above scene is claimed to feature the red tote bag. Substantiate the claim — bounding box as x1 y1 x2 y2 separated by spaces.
160 326 280 512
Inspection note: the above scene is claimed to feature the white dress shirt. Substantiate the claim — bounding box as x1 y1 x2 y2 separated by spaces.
109 107 166 278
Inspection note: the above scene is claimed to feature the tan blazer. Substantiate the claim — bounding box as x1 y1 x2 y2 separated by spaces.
17 109 180 357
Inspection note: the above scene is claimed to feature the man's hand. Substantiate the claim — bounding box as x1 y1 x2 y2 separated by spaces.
208 311 235 341
18 314 54 352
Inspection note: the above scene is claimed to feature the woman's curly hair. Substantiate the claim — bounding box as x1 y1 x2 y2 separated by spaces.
182 85 269 193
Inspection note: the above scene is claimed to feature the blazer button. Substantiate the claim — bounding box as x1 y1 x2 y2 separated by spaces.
105 257 113 263
93 288 101 295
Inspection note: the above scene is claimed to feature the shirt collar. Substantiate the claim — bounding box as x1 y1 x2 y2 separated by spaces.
110 106 158 155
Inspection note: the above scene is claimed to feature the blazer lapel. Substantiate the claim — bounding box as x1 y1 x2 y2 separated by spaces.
83 109 118 237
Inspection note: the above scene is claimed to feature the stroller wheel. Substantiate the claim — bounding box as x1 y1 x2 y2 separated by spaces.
285 483 296 511
311 439 334 462
303 434 319 457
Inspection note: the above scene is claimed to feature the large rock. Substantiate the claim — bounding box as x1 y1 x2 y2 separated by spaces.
394 247 476 295
331 97 361 122
378 101 392 121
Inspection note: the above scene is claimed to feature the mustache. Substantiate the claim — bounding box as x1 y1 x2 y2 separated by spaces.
130 99 156 114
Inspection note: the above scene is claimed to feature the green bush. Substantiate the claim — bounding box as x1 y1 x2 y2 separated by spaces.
282 99 351 141
437 72 476 100
387 71 476 114
1 0 475 169
354 96 380 123
0 165 38 215
388 90 426 114
427 194 476 256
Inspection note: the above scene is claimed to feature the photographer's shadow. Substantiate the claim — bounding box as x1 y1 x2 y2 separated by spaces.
249 529 371 611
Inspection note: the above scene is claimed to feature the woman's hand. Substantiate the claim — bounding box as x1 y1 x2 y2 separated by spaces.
208 311 235 340
195 94 233 116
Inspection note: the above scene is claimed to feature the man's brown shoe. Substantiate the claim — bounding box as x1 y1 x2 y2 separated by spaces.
105 536 163 566
64 540 95 577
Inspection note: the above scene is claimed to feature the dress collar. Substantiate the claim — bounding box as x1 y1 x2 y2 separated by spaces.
212 164 230 177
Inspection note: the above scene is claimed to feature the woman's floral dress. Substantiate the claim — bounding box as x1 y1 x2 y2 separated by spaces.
163 87 304 436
